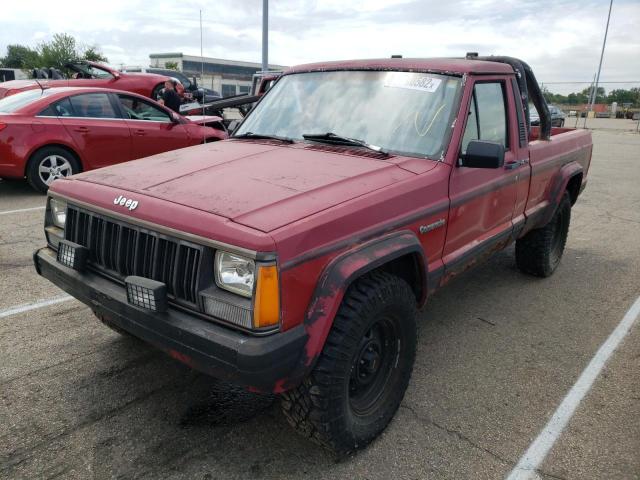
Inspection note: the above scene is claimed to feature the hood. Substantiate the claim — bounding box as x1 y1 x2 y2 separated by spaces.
70 140 417 232
184 115 223 125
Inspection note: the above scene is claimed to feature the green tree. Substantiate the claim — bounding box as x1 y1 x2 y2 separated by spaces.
164 61 179 70
38 33 79 70
82 46 109 63
0 44 40 69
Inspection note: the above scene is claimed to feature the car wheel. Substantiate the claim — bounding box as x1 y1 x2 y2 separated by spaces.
516 192 571 277
281 271 417 456
26 147 80 193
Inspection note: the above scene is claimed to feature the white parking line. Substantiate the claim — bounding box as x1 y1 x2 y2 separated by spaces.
0 206 45 216
0 296 73 319
506 295 640 480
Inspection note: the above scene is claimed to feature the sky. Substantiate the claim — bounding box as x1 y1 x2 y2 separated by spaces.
1 0 639 95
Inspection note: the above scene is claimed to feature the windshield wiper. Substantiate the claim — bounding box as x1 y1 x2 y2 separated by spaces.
302 132 388 155
233 132 294 143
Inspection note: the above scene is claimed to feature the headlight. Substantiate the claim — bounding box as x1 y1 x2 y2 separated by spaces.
50 198 67 228
214 251 255 297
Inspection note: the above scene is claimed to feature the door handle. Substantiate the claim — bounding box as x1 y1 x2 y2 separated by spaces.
73 127 90 133
134 129 146 136
504 159 528 170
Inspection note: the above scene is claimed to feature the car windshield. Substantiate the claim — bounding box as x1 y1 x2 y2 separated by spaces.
0 89 53 113
236 70 463 159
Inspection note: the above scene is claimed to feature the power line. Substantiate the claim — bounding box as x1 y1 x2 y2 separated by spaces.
541 81 640 85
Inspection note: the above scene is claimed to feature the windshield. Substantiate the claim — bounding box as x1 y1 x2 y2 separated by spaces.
0 89 53 113
236 70 462 159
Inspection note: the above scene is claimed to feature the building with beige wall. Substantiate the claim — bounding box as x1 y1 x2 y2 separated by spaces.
149 53 285 97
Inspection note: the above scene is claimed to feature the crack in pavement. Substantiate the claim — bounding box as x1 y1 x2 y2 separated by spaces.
400 403 512 466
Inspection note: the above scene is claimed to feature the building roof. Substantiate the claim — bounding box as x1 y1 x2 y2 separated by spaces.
286 58 515 75
149 52 286 70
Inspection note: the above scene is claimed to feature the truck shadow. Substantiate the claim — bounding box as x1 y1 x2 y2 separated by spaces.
0 178 43 200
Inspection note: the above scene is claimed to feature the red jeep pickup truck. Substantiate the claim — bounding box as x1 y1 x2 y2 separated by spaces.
34 55 592 455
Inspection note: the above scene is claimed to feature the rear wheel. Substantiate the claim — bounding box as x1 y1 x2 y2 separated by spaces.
516 192 571 277
26 146 80 193
281 271 417 456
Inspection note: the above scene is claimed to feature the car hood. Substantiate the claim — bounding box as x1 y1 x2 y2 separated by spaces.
70 140 417 232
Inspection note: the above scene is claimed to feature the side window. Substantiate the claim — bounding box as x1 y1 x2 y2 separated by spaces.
475 83 508 146
461 82 508 153
38 98 74 117
117 95 171 122
68 94 119 119
461 95 478 154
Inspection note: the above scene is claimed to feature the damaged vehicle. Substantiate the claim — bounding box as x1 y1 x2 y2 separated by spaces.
0 61 169 100
34 55 592 455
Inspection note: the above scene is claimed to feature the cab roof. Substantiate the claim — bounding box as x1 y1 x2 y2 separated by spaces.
286 58 515 76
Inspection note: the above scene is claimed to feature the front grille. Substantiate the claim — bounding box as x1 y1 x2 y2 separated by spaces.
65 207 203 305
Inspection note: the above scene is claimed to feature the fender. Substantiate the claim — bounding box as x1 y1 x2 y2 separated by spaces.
274 230 426 392
539 161 583 226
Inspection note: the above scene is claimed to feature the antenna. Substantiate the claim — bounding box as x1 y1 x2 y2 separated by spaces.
200 9 206 144
34 78 45 93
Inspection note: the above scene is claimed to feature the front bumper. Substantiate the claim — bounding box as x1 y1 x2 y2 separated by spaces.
33 246 307 392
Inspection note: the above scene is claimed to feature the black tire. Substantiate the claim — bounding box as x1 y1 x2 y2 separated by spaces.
26 146 80 193
516 192 571 277
281 271 417 456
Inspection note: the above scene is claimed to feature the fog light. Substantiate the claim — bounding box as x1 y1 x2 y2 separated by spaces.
56 240 88 271
125 276 167 312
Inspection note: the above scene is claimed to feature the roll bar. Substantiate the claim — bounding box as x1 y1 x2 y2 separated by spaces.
466 53 551 141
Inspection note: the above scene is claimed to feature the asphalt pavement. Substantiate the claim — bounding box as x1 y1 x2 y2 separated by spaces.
1 118 638 479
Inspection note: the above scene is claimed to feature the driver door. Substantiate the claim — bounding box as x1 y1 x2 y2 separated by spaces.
116 94 193 159
443 79 519 277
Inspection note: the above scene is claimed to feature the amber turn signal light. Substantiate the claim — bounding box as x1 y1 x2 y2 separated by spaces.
253 265 280 329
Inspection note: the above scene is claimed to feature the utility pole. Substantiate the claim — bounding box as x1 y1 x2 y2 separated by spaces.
585 0 613 128
262 0 269 73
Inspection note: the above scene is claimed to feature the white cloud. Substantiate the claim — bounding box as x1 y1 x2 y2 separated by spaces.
1 0 638 94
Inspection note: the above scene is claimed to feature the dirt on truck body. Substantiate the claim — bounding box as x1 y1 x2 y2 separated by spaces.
34 55 592 456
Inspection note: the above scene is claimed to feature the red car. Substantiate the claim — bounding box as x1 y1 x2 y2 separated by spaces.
0 87 227 192
0 61 169 100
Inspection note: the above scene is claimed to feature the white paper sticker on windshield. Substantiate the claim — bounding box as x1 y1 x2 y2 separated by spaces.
384 74 442 93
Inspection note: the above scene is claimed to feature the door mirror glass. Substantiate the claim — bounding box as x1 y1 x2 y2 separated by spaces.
460 140 504 168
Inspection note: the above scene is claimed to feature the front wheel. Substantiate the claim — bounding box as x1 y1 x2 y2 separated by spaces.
26 146 80 193
516 192 571 277
281 271 417 456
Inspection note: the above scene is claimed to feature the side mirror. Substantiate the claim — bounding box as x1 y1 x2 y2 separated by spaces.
170 112 181 124
460 140 505 168
112 71 120 79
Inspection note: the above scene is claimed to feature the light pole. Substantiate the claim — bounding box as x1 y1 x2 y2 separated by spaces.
262 0 269 73
585 0 613 128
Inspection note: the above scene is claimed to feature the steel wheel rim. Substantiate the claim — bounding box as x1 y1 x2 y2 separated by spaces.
38 155 73 186
349 317 399 416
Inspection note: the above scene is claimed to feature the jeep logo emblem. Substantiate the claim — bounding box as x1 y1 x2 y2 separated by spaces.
113 195 139 211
